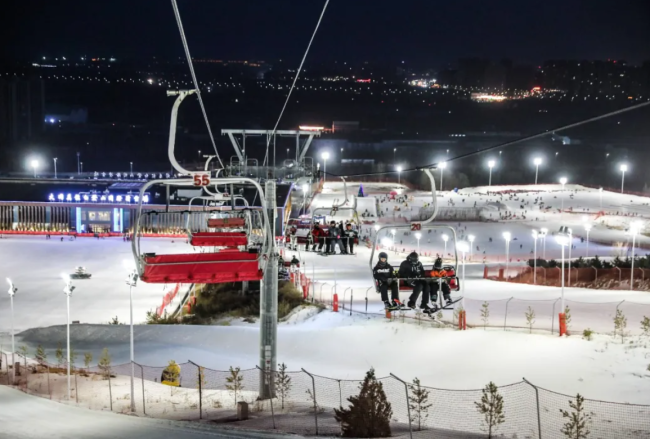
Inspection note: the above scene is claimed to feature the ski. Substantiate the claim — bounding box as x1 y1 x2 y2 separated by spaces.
439 297 463 310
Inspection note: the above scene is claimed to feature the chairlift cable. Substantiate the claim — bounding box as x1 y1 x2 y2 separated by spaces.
326 100 650 179
171 0 225 169
263 0 330 168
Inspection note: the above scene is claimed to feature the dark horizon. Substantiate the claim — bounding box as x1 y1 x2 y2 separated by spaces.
8 0 650 65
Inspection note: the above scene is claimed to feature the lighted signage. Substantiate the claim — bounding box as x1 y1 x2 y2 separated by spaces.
48 193 149 204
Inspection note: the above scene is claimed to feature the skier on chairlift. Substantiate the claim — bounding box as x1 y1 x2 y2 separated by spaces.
430 257 453 309
372 252 402 310
398 252 433 313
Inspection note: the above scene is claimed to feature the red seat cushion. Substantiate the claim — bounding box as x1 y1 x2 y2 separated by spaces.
191 232 247 247
142 252 262 283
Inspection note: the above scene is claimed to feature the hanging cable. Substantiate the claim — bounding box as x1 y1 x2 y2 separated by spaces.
327 100 650 179
263 0 330 168
171 0 225 169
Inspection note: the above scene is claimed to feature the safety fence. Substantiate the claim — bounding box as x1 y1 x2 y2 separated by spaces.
308 279 650 337
485 264 650 291
2 353 649 438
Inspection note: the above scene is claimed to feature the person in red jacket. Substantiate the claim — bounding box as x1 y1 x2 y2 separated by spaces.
310 223 325 252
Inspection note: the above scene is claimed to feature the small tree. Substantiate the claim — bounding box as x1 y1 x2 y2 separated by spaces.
613 308 628 342
474 381 505 438
641 316 650 336
525 306 536 333
275 363 292 409
83 352 93 372
18 345 28 368
334 368 392 438
560 393 592 438
481 301 490 329
55 343 64 368
98 348 111 379
35 344 47 366
225 366 244 406
69 347 78 371
110 316 120 325
409 377 432 431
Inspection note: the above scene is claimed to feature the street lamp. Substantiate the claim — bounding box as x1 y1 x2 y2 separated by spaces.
61 273 75 401
321 152 329 183
468 234 475 261
415 232 422 253
442 233 449 259
567 228 573 286
31 159 39 178
555 232 570 312
533 157 542 184
503 232 511 280
53 158 58 179
532 230 538 284
130 162 133 174
6 279 17 383
439 161 447 191
301 184 309 215
123 260 139 412
584 224 592 258
77 152 80 175
457 241 469 288
620 164 628 193
630 221 642 290
198 150 201 160
396 165 402 186
393 148 396 167
80 162 83 173
540 228 548 259
487 160 495 186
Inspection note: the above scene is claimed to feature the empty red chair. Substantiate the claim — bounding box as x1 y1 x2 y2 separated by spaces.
141 251 262 283
207 218 245 228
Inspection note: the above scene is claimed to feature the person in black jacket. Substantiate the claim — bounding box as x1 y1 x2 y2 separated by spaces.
398 252 433 313
327 220 343 254
373 252 401 310
342 223 358 254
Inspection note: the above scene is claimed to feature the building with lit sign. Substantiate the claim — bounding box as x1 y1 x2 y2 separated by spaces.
0 179 293 235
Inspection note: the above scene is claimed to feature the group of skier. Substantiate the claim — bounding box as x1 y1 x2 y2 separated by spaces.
286 221 358 255
373 252 454 314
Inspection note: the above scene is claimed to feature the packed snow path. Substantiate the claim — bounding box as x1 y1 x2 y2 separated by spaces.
0 386 308 439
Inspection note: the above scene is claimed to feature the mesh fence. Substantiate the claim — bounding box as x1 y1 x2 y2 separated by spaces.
1 354 649 437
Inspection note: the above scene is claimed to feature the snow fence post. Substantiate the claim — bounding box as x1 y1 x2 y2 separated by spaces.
350 289 353 316
551 298 560 334
504 297 513 330
137 363 146 415
365 287 373 314
523 378 542 439
75 373 78 404
189 361 202 419
301 368 318 435
389 373 414 439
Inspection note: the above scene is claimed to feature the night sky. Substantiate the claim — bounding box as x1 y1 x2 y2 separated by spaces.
7 0 650 65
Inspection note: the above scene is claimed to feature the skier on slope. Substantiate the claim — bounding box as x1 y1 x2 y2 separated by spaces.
430 257 453 309
372 252 401 310
342 223 358 254
398 252 433 313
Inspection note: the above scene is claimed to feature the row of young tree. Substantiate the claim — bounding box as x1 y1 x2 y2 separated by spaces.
22 344 111 377
528 255 650 270
470 301 650 341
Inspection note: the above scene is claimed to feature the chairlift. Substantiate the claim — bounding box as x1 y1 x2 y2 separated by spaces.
369 168 461 304
131 89 273 284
